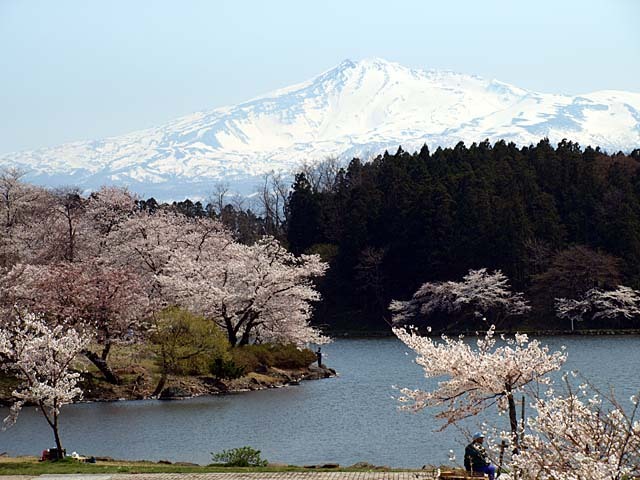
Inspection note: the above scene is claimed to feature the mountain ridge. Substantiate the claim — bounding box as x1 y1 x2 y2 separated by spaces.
2 58 640 199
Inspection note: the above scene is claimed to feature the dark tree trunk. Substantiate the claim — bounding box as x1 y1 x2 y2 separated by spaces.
153 373 167 397
506 386 520 453
239 329 252 346
226 325 237 347
82 349 121 384
238 313 258 346
222 312 237 347
153 345 169 397
101 341 112 361
40 401 64 460
52 412 63 458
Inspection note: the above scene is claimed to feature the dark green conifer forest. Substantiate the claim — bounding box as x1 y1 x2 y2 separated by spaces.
284 139 640 332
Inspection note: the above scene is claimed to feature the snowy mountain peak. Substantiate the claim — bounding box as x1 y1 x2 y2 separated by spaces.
336 57 404 72
1 58 639 199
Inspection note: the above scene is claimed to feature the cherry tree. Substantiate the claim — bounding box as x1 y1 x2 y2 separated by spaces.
15 185 138 264
390 268 530 328
556 285 640 331
84 186 138 256
554 297 590 332
7 261 152 384
105 211 230 300
0 312 89 456
7 186 96 266
161 236 330 347
512 378 640 480
0 168 45 269
47 188 88 263
393 325 566 449
86 186 137 233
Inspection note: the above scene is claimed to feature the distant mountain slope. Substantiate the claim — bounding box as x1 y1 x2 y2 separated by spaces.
2 58 639 199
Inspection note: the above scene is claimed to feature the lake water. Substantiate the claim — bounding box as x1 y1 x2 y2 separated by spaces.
1 336 639 467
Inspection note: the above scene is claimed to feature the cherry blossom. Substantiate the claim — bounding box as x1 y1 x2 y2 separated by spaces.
393 325 566 447
390 268 530 327
105 211 231 300
0 168 45 269
556 285 640 330
84 186 138 256
161 236 330 347
0 312 89 455
7 261 152 384
512 378 640 480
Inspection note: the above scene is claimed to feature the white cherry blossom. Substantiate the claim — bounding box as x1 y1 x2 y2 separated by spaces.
393 325 566 447
0 312 88 455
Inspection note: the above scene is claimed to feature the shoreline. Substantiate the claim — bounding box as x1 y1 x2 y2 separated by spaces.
326 328 640 338
0 365 337 407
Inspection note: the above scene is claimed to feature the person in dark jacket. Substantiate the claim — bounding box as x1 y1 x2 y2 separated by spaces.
464 432 496 479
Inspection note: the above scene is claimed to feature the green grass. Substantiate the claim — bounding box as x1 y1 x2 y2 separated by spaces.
0 457 416 475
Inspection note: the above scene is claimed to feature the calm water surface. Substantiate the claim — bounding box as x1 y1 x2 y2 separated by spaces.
1 336 639 467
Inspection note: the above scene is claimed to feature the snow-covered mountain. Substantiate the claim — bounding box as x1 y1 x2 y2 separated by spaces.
3 58 640 199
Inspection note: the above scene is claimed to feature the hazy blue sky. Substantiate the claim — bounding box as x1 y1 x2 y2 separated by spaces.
1 0 638 153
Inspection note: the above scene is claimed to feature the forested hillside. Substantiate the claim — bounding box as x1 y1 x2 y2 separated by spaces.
4 138 639 333
286 139 640 331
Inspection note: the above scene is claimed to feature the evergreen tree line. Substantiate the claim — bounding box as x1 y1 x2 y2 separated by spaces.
285 139 640 332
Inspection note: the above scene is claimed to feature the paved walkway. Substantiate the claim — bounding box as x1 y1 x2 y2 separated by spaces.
0 472 442 480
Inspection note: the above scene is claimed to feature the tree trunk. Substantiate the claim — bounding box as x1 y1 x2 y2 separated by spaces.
101 341 112 361
41 401 64 460
506 387 519 453
239 328 252 346
82 349 121 384
238 314 258 346
153 373 167 397
226 326 237 347
222 313 237 347
52 412 64 459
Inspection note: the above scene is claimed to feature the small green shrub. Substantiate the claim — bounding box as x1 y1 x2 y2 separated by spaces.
230 345 273 372
270 344 316 369
230 344 316 372
150 307 231 376
211 446 268 467
209 357 245 379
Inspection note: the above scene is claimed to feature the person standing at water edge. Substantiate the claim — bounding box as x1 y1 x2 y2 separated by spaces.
464 432 496 480
316 347 322 367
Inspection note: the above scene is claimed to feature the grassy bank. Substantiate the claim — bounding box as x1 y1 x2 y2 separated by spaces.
0 456 419 475
0 340 333 406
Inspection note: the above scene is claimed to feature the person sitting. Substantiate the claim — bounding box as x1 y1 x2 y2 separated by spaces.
464 432 497 480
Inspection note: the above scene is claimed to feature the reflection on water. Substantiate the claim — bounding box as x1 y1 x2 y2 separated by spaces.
1 336 639 467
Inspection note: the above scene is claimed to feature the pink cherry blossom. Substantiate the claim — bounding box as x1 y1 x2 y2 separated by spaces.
393 325 566 448
0 312 89 455
161 236 329 347
390 268 530 327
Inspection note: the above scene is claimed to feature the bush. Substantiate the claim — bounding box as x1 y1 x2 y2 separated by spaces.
150 307 231 376
230 344 273 372
211 446 267 467
269 344 316 369
230 344 316 372
209 357 245 379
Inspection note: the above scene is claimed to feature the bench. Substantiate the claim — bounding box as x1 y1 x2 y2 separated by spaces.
438 472 488 479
